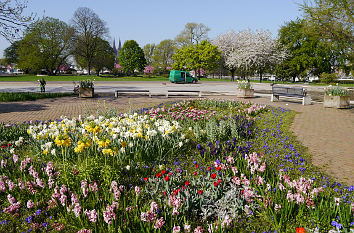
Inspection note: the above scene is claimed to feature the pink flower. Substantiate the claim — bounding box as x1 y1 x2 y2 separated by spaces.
73 204 82 217
27 200 35 209
77 229 92 233
1 159 7 168
89 181 98 193
85 209 98 223
36 178 45 188
154 217 165 229
222 215 232 227
135 186 141 195
194 226 204 233
184 224 191 233
7 194 16 204
172 207 179 215
3 201 21 214
173 225 181 233
0 178 6 191
6 180 16 190
274 204 281 212
59 195 67 206
12 154 19 163
334 197 341 206
150 201 159 212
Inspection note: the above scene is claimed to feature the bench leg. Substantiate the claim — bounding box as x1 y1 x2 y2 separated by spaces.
149 91 151 98
271 94 279 102
166 92 168 98
115 91 118 98
302 96 311 105
199 91 202 97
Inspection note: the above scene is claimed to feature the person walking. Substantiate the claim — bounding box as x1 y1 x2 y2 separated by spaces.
39 78 46 93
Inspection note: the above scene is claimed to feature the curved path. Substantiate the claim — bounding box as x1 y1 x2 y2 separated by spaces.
0 94 353 185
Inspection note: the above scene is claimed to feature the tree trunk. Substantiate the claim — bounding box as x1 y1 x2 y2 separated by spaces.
259 71 263 83
231 69 235 82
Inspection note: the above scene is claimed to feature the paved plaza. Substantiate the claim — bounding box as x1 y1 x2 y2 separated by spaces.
0 81 353 185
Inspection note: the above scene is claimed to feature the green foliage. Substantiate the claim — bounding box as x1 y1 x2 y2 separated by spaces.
319 72 338 84
0 92 74 102
143 43 156 65
172 40 221 75
17 17 74 75
276 19 345 81
118 40 146 75
92 38 115 76
79 79 94 88
4 40 20 64
324 85 349 96
152 39 175 73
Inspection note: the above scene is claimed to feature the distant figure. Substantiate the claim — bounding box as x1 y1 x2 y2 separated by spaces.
39 78 46 93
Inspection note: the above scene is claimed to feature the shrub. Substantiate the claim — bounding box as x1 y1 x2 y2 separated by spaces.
319 73 338 84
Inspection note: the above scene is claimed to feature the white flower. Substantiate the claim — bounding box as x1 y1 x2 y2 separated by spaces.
10 148 15 154
125 165 130 170
178 142 183 147
120 147 126 153
51 149 56 155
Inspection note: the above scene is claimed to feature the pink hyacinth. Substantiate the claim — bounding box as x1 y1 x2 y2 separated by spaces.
12 154 19 164
154 217 165 229
3 201 21 214
46 162 54 177
60 195 67 206
274 204 281 212
89 181 98 192
0 178 6 192
173 225 181 233
6 180 16 191
77 229 92 233
73 204 82 217
184 224 191 233
36 178 45 188
135 186 141 195
85 209 98 223
7 194 16 204
1 159 6 168
27 200 35 209
81 180 88 197
194 226 204 233
60 184 67 195
150 201 159 212
232 176 241 185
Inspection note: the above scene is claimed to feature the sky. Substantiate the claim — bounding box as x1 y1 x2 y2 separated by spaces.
0 0 303 57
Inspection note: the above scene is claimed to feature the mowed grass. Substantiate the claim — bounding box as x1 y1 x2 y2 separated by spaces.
0 74 229 82
0 92 75 102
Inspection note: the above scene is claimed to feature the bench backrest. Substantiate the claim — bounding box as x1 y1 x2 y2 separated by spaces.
272 86 306 96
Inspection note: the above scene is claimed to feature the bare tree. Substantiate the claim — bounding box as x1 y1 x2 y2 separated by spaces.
71 7 108 75
174 22 210 48
0 0 34 42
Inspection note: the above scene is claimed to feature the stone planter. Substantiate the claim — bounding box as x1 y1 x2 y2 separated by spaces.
79 88 94 98
323 94 350 109
236 88 254 98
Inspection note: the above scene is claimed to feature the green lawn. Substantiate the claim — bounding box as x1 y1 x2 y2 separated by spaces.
0 74 352 86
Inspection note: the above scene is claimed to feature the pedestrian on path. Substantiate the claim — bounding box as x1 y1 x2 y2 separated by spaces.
38 78 46 93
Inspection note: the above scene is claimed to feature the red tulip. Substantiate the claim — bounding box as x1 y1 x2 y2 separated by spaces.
164 176 170 182
211 174 217 179
296 228 305 233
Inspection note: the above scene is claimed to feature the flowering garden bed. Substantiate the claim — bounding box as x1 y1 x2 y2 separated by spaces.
0 99 353 233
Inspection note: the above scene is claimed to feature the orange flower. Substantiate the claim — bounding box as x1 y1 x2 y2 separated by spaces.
296 227 305 233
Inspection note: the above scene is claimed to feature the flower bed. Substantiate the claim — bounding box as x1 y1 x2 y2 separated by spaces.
0 99 353 232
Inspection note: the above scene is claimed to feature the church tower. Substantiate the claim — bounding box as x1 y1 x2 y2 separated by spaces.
113 38 122 63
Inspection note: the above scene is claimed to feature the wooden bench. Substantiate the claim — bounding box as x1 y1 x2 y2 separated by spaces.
166 90 202 98
271 85 311 105
115 90 151 98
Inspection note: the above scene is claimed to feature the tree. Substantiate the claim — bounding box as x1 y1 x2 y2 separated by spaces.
152 39 175 72
71 7 108 75
215 29 285 82
17 17 75 75
174 22 210 48
143 43 156 65
301 0 353 48
92 38 115 76
172 40 220 78
276 19 345 82
0 0 34 42
301 0 353 74
118 40 146 75
4 40 20 64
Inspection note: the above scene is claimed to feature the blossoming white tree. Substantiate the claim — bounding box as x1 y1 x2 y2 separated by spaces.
215 29 286 82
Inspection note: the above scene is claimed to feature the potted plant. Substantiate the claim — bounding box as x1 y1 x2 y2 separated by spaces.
323 85 350 108
79 79 94 98
236 80 254 98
